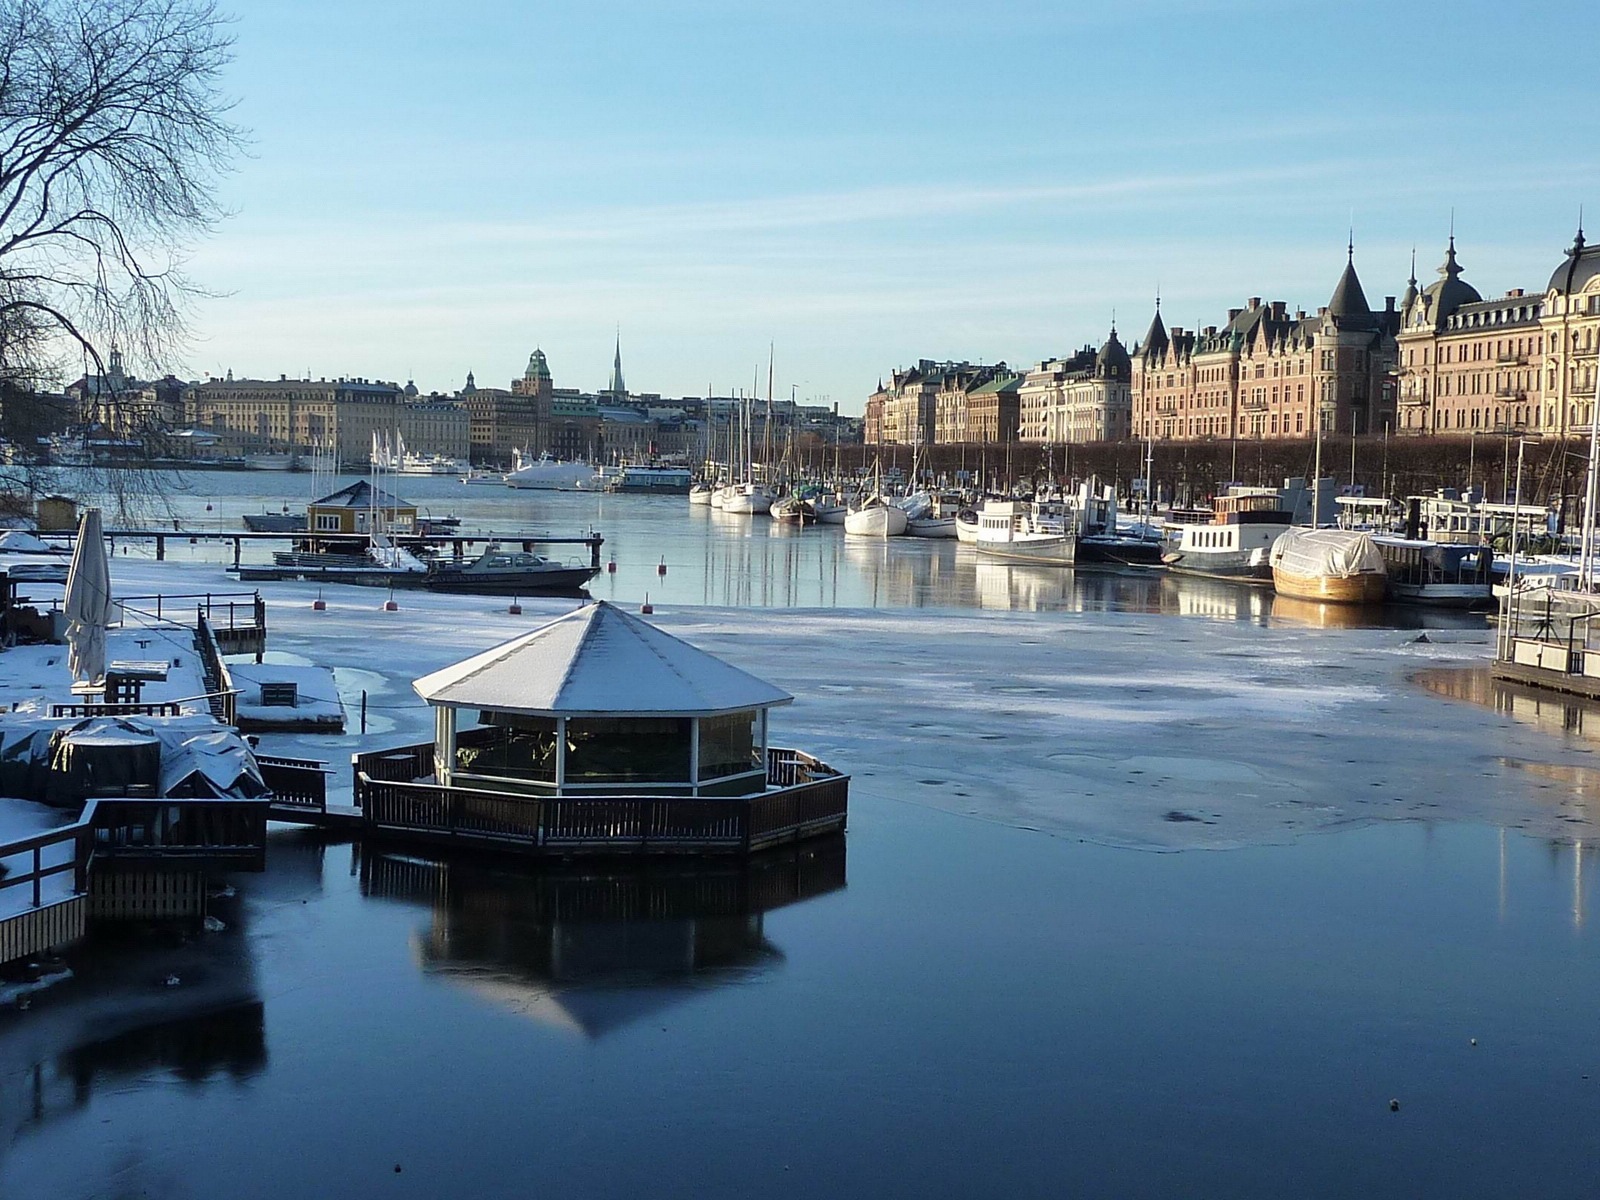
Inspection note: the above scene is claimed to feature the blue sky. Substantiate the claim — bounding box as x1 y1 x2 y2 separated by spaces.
179 0 1599 412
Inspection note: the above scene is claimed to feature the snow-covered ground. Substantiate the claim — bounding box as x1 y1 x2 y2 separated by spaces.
0 625 209 716
0 799 78 919
228 662 344 729
66 554 1600 851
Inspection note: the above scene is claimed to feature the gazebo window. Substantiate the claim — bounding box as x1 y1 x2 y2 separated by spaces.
460 711 558 781
699 710 759 779
566 717 690 784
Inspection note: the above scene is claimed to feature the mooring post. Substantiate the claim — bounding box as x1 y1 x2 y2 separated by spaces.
155 534 165 561
361 689 368 734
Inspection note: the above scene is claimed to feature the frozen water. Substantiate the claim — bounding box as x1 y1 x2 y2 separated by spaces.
77 553 1585 850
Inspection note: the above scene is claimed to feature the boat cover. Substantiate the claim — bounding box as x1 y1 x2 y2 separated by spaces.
1269 528 1385 579
0 715 266 806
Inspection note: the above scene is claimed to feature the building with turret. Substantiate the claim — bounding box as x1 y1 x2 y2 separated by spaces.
1018 328 1132 444
1132 247 1399 443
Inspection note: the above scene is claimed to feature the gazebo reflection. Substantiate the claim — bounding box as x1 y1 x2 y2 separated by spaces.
360 837 846 1038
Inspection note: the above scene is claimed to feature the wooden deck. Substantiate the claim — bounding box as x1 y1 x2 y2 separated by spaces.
324 744 849 857
0 796 270 965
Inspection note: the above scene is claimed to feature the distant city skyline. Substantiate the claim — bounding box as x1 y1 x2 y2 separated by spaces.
171 1 1598 415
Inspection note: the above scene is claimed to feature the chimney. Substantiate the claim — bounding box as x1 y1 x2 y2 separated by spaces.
1249 297 1262 309
1228 308 1243 321
1385 296 1396 312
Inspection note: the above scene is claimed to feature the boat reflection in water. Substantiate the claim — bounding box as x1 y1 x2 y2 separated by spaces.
1271 594 1489 631
361 838 846 1039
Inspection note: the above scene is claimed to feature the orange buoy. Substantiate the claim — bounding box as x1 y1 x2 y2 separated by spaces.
641 594 654 615
383 599 399 612
607 559 617 574
312 599 326 611
657 557 667 577
508 602 522 615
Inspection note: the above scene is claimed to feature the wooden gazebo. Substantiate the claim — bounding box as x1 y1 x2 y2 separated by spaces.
352 602 847 855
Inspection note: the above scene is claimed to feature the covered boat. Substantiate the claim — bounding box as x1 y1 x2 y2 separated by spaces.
1268 528 1388 604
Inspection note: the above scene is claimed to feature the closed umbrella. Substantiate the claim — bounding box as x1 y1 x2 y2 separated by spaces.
63 508 112 686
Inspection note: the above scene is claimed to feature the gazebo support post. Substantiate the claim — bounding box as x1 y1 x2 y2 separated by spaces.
435 706 457 785
760 709 769 785
690 717 701 797
555 717 567 792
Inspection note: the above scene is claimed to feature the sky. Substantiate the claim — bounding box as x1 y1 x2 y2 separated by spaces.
173 0 1600 414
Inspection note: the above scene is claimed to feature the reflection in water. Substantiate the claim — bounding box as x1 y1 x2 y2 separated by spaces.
1271 595 1489 630
361 838 847 1038
1416 666 1598 928
1414 666 1600 747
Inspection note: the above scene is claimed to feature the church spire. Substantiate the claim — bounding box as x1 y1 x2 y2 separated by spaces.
610 328 626 397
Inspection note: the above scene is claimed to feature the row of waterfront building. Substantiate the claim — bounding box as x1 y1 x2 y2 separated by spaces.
864 224 1600 446
21 342 859 467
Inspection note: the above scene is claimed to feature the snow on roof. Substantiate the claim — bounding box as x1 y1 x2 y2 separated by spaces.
413 601 793 717
310 479 414 510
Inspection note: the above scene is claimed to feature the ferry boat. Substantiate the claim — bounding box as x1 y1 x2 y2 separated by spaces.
1162 488 1294 583
505 452 596 491
1269 528 1388 604
398 453 467 476
1372 537 1494 607
604 464 693 494
972 500 1075 565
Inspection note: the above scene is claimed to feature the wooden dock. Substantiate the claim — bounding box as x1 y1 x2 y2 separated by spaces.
91 528 605 569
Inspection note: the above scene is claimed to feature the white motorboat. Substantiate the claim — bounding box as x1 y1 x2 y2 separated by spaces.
689 482 715 506
955 508 980 543
973 500 1075 565
505 452 596 491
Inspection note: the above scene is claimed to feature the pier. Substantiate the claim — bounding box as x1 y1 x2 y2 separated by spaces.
85 528 606 569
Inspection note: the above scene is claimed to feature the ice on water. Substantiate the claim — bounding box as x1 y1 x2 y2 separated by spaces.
58 553 1595 852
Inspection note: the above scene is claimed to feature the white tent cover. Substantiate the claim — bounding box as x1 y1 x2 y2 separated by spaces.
63 508 112 684
1269 528 1386 579
413 601 793 717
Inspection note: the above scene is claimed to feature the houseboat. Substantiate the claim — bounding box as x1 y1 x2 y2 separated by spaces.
1372 537 1494 607
604 464 693 494
1161 487 1294 583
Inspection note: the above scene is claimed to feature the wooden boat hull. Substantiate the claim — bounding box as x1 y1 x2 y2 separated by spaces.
844 505 908 537
1270 568 1387 604
907 516 957 539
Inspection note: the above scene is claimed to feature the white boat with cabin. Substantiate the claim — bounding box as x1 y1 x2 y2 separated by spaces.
972 500 1075 565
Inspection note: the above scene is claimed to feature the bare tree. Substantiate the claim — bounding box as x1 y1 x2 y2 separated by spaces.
0 0 241 517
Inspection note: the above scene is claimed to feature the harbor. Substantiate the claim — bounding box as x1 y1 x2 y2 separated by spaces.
2 471 1600 1199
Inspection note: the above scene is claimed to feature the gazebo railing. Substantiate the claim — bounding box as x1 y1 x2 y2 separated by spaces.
351 743 848 855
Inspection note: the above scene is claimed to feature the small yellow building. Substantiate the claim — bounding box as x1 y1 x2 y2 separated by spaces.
306 480 417 537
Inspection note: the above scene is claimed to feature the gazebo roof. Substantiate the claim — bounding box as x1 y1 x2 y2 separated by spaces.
413 601 793 718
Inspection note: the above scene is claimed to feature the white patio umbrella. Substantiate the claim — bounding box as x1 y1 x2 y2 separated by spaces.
63 507 113 686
